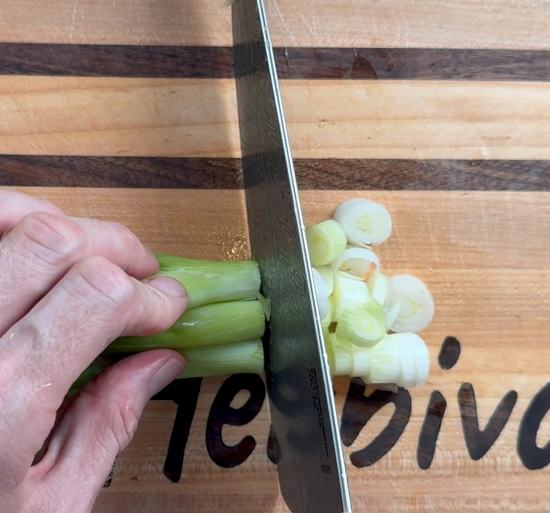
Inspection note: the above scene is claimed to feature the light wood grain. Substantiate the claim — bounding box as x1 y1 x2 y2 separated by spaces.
0 77 240 158
93 493 289 513
2 78 550 160
284 81 550 160
11 187 250 261
0 0 232 47
9 187 550 512
2 0 550 50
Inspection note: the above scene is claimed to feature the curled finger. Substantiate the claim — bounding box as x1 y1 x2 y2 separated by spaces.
0 256 187 480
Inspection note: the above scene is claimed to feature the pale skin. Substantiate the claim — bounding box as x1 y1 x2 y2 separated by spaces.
0 190 189 513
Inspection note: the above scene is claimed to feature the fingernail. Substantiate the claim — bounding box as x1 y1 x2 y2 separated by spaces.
148 276 187 298
149 358 185 396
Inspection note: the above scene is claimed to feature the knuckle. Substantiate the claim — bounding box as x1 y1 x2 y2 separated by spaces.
109 221 146 265
71 256 135 309
31 196 64 215
15 212 85 265
0 191 61 215
81 388 141 458
113 403 141 451
109 221 140 246
137 288 172 336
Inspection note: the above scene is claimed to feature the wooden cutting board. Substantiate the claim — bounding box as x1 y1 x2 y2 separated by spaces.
2 1 550 512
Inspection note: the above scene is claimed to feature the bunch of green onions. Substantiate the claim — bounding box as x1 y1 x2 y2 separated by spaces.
73 198 434 393
108 254 267 378
72 254 267 391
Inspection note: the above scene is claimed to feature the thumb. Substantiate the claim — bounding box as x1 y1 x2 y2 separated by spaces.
27 350 184 513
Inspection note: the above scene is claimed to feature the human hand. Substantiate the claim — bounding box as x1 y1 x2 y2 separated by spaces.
0 190 188 513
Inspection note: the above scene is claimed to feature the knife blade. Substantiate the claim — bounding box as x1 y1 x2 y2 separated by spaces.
231 1 353 511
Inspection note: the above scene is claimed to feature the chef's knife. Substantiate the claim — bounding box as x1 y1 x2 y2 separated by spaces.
231 0 353 511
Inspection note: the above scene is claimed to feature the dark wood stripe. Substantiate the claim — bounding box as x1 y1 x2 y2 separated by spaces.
0 155 242 188
1 44 549 81
274 48 550 81
295 159 550 191
1 156 549 191
0 44 234 78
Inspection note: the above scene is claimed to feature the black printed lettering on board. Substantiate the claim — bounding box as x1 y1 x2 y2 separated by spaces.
416 335 459 470
206 373 266 468
458 383 517 461
518 381 550 470
438 336 461 370
267 424 282 464
417 391 447 470
133 334 550 481
340 379 411 467
153 377 203 483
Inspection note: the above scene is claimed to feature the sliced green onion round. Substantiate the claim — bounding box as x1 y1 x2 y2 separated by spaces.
412 335 430 387
306 219 347 266
368 334 402 385
367 333 430 389
328 334 371 378
321 295 335 331
396 332 430 388
331 247 380 280
367 271 388 305
315 266 334 296
323 326 336 372
333 198 392 246
312 267 329 320
329 333 353 376
335 301 386 348
399 341 417 389
384 300 401 330
350 347 371 377
385 275 434 333
332 271 371 322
